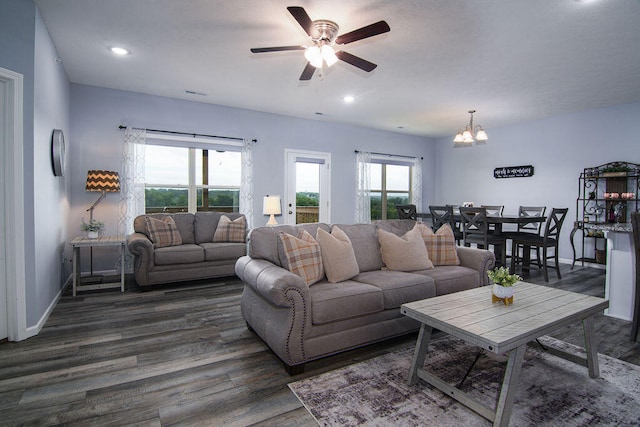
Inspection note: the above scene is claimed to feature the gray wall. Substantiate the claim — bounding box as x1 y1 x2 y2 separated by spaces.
69 84 436 271
0 0 70 327
434 101 640 261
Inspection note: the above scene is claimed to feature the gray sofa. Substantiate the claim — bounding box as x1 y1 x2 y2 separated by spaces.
127 212 247 288
235 219 495 374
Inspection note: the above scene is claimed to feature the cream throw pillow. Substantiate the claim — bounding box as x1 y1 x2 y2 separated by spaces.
316 226 360 283
377 226 434 271
278 230 324 286
415 222 461 266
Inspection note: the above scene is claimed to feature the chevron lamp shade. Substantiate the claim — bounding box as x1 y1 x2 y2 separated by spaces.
85 170 121 192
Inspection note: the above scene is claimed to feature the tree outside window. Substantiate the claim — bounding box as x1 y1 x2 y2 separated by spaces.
144 145 241 213
370 163 412 220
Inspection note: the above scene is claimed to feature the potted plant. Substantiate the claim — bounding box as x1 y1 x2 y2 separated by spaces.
81 219 104 239
487 266 521 305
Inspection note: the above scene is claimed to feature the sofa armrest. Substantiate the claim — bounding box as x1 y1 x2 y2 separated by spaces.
456 246 495 287
127 233 155 287
235 256 310 308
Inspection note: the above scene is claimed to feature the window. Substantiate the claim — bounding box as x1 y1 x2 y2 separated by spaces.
144 144 241 213
370 162 412 220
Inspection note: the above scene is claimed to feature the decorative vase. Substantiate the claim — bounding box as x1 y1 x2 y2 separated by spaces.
492 284 514 305
87 231 99 239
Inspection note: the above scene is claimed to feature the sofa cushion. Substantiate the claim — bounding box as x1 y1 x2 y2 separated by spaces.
194 212 245 244
335 223 384 272
247 223 331 267
316 226 360 283
200 242 246 262
416 223 461 266
213 215 246 243
309 280 384 324
377 227 434 271
277 230 324 286
415 265 480 296
354 270 436 309
154 244 204 265
145 216 183 248
171 213 196 244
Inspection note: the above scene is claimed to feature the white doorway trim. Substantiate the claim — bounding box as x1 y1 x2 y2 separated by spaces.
284 149 331 225
0 66 28 341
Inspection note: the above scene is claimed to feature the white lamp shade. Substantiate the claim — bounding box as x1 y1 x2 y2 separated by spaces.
263 196 281 215
305 46 323 68
462 130 474 143
475 129 488 141
453 132 464 143
263 195 281 226
322 45 339 67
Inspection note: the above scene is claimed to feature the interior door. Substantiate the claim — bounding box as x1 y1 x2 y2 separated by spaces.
284 150 331 225
0 78 8 340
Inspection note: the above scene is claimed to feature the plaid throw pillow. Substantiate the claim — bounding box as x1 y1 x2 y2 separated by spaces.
416 222 460 266
278 230 324 286
213 215 246 243
145 216 183 248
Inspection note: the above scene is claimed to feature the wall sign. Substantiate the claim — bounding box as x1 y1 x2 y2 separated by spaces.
494 165 534 179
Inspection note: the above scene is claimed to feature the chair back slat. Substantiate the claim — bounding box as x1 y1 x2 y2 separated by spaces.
518 206 547 233
481 205 504 216
429 205 454 231
396 204 417 220
460 207 489 247
543 208 568 242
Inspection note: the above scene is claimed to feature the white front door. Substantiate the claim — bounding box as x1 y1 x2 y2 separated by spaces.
284 150 331 225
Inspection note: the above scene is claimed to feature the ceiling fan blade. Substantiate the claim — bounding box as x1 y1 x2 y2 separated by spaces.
335 21 390 45
335 51 377 72
299 62 316 80
250 46 305 53
287 6 315 37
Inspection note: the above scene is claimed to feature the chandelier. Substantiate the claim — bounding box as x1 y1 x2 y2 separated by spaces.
453 110 488 147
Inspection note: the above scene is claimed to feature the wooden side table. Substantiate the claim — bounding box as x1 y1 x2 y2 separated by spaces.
70 235 126 296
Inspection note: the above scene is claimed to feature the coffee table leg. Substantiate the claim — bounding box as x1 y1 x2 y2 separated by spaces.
408 323 433 386
494 344 526 427
583 316 600 378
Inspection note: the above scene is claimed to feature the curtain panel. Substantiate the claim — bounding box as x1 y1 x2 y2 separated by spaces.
355 151 372 223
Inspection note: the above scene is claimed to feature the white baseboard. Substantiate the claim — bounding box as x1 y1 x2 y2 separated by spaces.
24 274 72 339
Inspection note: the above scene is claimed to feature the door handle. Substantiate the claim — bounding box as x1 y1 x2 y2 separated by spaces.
289 211 293 214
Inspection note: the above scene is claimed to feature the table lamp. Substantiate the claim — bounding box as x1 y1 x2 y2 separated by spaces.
263 195 281 226
86 170 121 220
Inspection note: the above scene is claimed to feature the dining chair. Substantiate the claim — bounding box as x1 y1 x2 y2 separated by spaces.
505 206 547 269
459 206 506 266
481 205 504 232
429 205 463 243
396 204 417 220
481 205 504 216
630 212 640 342
509 208 568 282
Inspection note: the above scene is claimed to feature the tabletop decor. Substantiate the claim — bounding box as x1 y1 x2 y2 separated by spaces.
488 266 521 305
81 219 104 239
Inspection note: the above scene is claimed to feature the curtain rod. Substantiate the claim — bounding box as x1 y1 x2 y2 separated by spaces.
354 150 423 160
118 125 256 143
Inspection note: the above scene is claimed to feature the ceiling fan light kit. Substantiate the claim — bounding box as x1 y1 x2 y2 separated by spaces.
250 6 390 80
453 110 489 147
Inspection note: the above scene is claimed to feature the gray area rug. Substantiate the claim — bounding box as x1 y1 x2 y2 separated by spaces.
289 335 640 426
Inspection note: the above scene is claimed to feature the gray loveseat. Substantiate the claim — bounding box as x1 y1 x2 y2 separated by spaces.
127 212 247 288
235 219 495 374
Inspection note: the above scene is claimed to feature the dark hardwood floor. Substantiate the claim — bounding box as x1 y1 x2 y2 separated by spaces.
1 264 638 426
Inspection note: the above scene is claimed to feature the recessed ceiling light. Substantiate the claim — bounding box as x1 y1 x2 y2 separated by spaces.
343 95 355 103
109 46 131 56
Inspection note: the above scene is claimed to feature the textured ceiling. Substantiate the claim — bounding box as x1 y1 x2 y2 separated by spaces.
35 0 640 138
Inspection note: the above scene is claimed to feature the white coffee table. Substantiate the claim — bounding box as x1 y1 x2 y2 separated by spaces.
401 282 608 427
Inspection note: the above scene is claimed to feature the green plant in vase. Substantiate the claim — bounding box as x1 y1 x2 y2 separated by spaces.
81 219 104 238
487 266 521 305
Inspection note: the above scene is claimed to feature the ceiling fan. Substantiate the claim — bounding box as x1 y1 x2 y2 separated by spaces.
250 6 390 80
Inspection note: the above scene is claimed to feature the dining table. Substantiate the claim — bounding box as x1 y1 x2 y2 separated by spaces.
416 212 547 270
